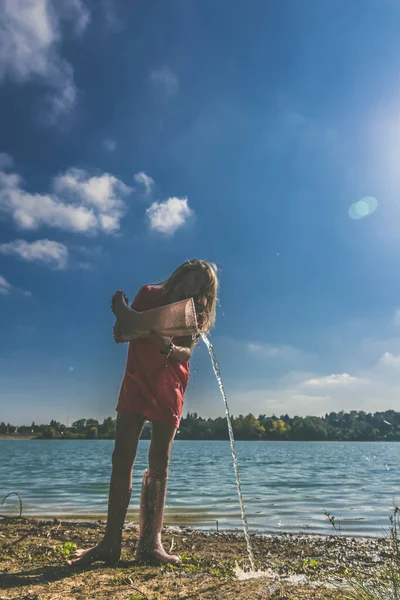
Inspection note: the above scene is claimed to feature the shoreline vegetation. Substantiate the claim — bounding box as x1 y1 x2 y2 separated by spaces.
1 409 400 441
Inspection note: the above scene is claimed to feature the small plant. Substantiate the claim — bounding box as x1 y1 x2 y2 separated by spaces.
326 502 400 599
52 541 77 560
324 510 342 534
180 552 200 565
302 558 321 571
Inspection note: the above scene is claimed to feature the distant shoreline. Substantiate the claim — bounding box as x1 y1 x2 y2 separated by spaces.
0 435 37 440
2 410 399 441
1 435 399 442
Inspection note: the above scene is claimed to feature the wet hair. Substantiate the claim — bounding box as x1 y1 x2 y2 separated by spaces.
157 259 219 333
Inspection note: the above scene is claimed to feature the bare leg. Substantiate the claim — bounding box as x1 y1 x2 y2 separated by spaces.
148 420 176 479
68 412 145 566
136 420 180 564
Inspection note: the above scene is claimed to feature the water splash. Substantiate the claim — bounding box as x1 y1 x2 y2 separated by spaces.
234 563 275 580
201 333 256 572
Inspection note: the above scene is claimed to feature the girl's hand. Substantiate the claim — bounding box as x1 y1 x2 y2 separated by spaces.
148 331 172 352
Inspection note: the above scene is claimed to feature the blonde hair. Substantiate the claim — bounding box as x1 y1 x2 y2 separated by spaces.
157 259 219 333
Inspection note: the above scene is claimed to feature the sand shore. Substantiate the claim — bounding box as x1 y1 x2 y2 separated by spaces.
0 517 393 599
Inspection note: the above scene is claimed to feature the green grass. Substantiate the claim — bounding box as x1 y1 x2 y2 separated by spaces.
179 551 236 578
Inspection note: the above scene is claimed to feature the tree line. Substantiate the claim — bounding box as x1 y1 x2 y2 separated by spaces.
1 409 400 441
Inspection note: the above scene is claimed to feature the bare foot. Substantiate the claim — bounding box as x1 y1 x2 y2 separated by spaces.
67 541 121 567
136 546 180 566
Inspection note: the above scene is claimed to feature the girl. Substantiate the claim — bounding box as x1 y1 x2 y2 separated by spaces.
68 259 218 567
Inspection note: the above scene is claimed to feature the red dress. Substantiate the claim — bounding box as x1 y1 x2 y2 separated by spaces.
116 285 190 428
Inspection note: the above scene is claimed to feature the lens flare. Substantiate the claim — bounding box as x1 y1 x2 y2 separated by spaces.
348 197 378 220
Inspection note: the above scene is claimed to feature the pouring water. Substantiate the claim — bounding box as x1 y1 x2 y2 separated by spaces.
201 333 256 573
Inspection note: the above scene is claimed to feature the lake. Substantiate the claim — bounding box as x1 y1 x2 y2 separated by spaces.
1 440 399 537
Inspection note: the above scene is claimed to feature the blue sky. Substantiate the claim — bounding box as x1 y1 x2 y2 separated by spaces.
2 0 400 425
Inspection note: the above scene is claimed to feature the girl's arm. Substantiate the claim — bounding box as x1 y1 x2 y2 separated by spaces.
170 335 197 362
149 332 197 362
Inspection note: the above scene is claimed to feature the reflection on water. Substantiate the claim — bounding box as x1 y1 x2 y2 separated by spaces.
1 440 399 537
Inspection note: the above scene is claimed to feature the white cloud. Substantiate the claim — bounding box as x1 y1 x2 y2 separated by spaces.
100 0 122 31
0 164 132 234
0 238 68 269
302 373 366 387
248 342 309 360
53 167 130 215
0 0 90 120
227 352 400 417
192 312 400 418
103 139 116 152
134 171 154 195
0 274 30 296
0 275 12 295
196 328 400 418
59 0 90 35
376 351 400 369
150 67 179 98
48 64 76 121
205 371 386 419
0 153 13 169
146 196 193 235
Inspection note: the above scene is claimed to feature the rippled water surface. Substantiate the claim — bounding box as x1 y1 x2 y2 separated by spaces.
1 440 399 536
